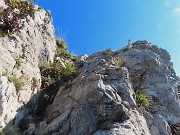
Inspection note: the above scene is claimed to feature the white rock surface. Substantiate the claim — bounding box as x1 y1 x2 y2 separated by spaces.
0 1 56 130
116 40 180 134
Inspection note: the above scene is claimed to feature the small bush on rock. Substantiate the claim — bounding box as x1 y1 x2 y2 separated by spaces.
113 58 124 67
10 0 35 18
15 58 22 69
56 39 76 60
3 72 25 91
40 62 78 88
62 63 78 78
135 90 150 109
123 47 133 52
2 71 10 77
42 75 55 86
0 0 35 36
0 29 6 37
8 74 25 91
56 39 68 57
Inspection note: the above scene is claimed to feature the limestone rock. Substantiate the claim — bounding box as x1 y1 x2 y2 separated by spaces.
0 0 7 8
32 49 148 135
32 42 179 135
0 1 56 130
93 110 151 135
116 40 180 134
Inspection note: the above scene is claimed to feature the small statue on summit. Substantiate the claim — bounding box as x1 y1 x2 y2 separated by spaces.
128 38 131 46
128 38 132 48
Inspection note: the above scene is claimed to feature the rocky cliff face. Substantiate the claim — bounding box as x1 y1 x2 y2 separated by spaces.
0 1 180 135
29 41 179 135
0 0 56 131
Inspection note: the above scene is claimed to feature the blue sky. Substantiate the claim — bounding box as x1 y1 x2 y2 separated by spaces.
35 0 180 77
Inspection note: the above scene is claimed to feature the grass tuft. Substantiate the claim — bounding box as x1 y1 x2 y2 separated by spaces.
15 58 22 69
3 72 25 91
113 58 124 67
135 90 150 109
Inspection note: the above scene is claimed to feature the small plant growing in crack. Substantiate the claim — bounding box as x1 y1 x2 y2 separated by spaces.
15 58 22 69
123 47 133 52
113 57 124 68
135 89 150 109
3 72 25 91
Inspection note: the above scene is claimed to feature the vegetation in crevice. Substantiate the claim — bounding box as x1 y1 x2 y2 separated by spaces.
14 58 22 69
0 122 19 135
55 39 77 61
2 72 25 91
36 39 79 117
113 57 124 68
135 89 150 109
39 62 78 89
0 0 36 37
123 47 133 52
39 39 78 89
0 29 6 38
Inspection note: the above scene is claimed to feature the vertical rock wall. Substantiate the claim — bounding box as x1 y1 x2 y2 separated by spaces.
0 0 56 129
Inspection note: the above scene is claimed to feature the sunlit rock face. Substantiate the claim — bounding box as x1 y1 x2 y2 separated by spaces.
26 41 179 135
0 0 56 130
117 40 180 122
0 0 7 8
116 40 180 135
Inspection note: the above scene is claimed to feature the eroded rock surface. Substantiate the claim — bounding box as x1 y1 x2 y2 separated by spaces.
28 42 179 135
0 0 56 130
0 1 179 134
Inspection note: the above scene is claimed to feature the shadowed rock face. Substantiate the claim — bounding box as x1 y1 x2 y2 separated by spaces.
170 123 180 135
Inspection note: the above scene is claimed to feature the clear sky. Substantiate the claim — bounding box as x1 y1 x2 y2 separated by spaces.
35 0 180 77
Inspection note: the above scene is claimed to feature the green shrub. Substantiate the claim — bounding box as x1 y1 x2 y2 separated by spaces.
56 39 69 57
15 58 22 69
8 74 25 91
113 58 124 67
11 0 35 17
2 71 10 77
42 75 55 85
123 47 133 52
135 90 150 109
39 63 57 88
1 123 19 135
39 39 79 88
0 29 6 38
55 39 76 60
39 62 50 71
0 0 35 36
62 63 78 78
56 39 67 48
39 62 78 88
3 71 24 91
